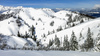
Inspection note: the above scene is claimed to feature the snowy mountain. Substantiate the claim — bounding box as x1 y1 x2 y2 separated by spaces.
53 7 100 18
0 5 100 51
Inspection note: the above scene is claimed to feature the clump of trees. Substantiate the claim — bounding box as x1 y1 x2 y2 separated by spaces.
17 25 37 41
1 23 98 52
0 34 10 50
0 14 13 21
16 16 22 27
45 28 97 51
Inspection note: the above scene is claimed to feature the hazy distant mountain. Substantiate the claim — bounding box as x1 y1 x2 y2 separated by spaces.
52 7 100 18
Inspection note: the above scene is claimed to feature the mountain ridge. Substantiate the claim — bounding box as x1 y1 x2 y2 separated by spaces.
0 5 100 51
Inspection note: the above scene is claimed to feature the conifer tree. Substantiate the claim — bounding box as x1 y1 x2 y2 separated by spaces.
63 35 69 50
29 25 36 41
48 39 53 48
80 19 84 23
54 35 60 47
17 31 21 37
57 26 63 32
95 32 100 51
30 25 35 35
24 31 29 39
52 30 55 33
83 28 94 51
68 14 72 23
48 31 50 35
73 15 78 21
79 32 83 41
43 34 46 38
70 31 78 51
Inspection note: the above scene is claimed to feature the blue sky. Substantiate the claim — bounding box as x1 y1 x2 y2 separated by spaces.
0 0 100 8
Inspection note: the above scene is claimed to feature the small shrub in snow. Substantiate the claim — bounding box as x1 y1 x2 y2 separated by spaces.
56 26 63 32
50 21 54 26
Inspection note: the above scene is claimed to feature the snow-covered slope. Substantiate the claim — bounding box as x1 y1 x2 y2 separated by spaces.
0 34 36 48
0 17 18 35
0 5 92 38
0 50 100 56
43 18 100 44
0 5 98 50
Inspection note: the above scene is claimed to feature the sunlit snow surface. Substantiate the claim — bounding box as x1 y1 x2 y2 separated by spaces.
0 50 100 56
0 5 100 49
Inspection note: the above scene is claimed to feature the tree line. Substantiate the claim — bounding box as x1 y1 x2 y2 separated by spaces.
44 28 99 51
0 26 100 52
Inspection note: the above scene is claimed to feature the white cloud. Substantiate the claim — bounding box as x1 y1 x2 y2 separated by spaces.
94 4 100 9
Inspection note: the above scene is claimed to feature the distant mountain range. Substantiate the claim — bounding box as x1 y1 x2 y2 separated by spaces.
52 7 100 18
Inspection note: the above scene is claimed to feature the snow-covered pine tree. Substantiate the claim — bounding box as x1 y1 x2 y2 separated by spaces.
94 32 100 51
43 34 46 38
80 19 84 23
30 25 35 35
54 35 60 48
83 28 94 51
24 31 29 39
78 32 84 51
48 39 53 48
79 32 84 41
52 29 55 33
70 31 78 51
29 25 36 41
73 15 78 22
68 14 72 23
48 31 50 35
63 35 69 50
17 31 21 37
